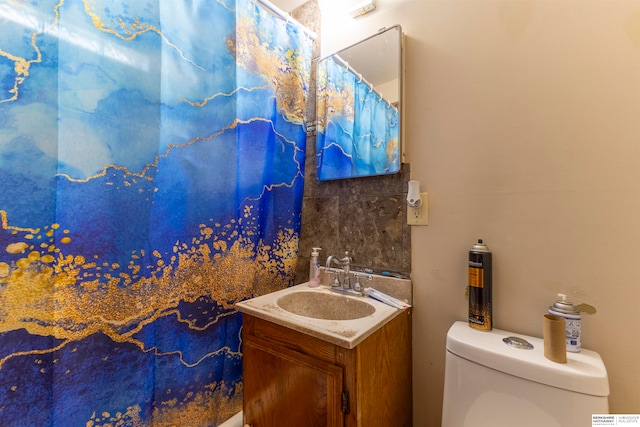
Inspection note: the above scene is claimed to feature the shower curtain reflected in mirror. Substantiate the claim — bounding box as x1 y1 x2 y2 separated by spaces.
0 0 311 425
316 55 400 181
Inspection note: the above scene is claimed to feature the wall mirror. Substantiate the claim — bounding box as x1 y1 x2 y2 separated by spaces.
316 25 402 181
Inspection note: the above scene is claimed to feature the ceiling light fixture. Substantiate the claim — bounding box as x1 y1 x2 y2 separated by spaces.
348 0 376 18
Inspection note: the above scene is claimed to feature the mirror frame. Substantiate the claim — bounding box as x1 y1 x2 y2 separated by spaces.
315 25 403 181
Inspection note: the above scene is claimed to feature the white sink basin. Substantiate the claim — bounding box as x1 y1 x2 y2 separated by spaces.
277 291 376 320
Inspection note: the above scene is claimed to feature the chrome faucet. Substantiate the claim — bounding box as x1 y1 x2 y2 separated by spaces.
326 251 360 294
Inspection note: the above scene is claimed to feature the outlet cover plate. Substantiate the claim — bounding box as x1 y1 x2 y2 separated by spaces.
407 192 428 226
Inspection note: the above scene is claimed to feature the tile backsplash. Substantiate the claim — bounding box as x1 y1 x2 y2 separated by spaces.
296 148 411 282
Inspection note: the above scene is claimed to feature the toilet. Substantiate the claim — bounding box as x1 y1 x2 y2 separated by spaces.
442 321 609 427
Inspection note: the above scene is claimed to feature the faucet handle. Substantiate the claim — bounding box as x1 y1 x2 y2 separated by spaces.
326 268 341 288
352 272 372 294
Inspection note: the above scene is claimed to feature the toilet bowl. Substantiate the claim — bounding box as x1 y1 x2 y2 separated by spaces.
441 321 609 427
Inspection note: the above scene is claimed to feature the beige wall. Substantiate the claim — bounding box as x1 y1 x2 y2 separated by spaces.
322 1 640 425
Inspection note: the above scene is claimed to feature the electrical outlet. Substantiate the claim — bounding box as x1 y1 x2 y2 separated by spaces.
407 192 428 226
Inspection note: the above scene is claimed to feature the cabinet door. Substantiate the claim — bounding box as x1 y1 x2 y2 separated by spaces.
243 336 344 427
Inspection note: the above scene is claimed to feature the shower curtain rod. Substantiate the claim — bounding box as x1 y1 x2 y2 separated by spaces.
331 54 396 110
254 0 317 40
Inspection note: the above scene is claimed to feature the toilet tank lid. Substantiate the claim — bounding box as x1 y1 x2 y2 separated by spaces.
446 321 610 397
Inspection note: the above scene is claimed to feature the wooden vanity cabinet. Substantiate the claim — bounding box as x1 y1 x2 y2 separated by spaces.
241 310 412 427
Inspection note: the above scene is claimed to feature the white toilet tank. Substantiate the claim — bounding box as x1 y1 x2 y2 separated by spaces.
442 321 609 427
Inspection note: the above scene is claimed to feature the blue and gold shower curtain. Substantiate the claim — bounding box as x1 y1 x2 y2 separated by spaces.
0 0 311 425
316 55 399 180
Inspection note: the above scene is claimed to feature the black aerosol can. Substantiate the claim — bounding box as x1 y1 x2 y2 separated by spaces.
468 239 492 331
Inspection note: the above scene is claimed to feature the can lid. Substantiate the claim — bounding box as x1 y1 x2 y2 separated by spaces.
471 239 490 252
550 293 579 315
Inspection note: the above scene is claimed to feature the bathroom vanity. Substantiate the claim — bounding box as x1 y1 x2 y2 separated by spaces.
236 281 412 427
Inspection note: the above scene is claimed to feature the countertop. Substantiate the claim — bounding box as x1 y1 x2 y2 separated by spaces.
235 282 408 349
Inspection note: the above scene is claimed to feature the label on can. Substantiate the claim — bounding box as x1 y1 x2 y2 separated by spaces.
468 267 484 288
549 308 582 352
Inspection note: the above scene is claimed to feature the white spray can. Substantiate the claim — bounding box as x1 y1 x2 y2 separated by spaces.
549 293 581 352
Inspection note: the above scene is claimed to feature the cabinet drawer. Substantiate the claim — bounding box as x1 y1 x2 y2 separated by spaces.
243 314 338 363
